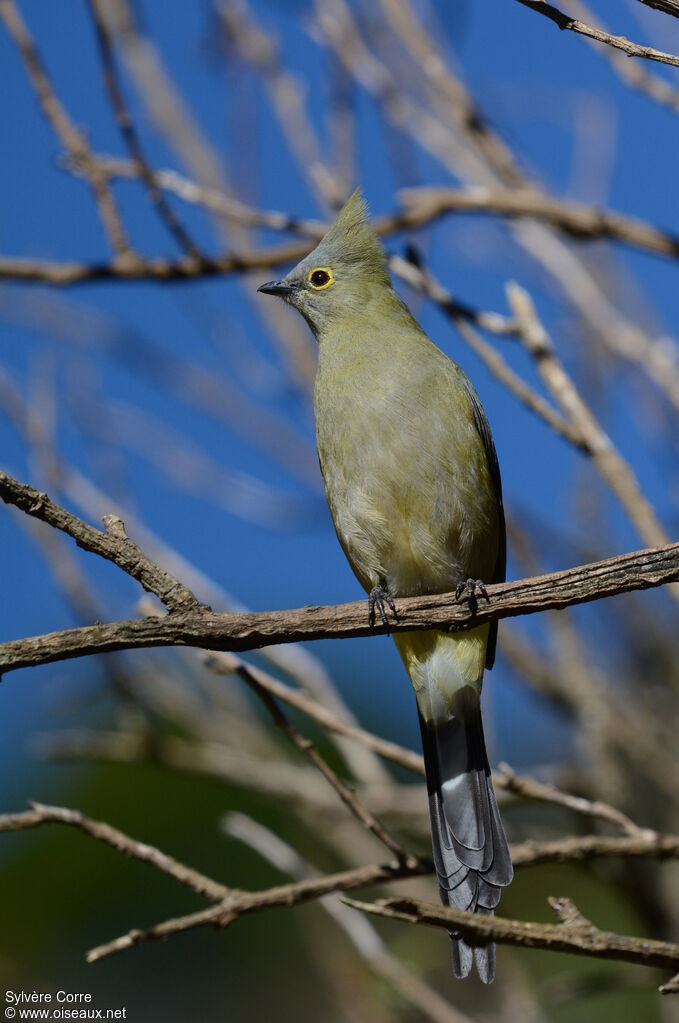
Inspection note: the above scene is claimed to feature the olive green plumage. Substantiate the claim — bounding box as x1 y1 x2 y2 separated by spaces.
258 189 512 982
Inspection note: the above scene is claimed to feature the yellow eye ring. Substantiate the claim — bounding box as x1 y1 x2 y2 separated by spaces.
308 267 334 290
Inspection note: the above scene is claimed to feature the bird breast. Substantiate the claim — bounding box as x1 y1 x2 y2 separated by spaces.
314 337 498 598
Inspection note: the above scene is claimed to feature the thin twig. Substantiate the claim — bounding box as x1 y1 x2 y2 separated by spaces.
4 799 676 964
0 803 228 900
239 667 416 865
562 0 679 115
223 812 475 1023
66 154 679 263
87 0 200 257
510 832 679 867
85 858 431 963
0 0 131 258
398 185 679 260
506 283 671 553
495 764 649 836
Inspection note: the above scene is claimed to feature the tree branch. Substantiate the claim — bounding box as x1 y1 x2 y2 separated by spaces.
0 512 676 675
514 0 679 68
238 666 417 866
0 471 202 614
5 177 679 284
510 832 679 867
0 0 131 259
3 798 678 964
86 0 200 258
0 803 228 900
635 0 679 16
343 895 679 989
85 828 679 963
399 185 679 260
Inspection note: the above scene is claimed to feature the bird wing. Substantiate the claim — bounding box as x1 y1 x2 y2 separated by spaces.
459 374 506 669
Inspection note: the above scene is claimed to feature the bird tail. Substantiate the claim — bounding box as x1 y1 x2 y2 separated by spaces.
395 628 513 983
418 705 512 982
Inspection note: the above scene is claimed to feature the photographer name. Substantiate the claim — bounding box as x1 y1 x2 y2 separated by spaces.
5 993 92 1005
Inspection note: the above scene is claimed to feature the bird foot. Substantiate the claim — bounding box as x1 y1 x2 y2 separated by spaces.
368 585 397 628
455 578 489 615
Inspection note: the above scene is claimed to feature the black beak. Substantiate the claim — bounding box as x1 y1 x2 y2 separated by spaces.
257 280 293 297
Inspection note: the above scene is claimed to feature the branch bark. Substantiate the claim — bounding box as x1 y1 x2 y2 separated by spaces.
85 828 679 963
343 895 679 988
515 0 679 68
635 0 679 15
0 803 228 900
5 180 679 284
0 529 677 674
0 472 202 613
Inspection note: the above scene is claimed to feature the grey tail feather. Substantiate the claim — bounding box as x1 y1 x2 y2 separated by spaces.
418 707 513 983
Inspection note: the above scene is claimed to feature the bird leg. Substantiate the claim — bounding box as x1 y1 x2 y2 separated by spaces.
368 584 397 627
455 578 490 615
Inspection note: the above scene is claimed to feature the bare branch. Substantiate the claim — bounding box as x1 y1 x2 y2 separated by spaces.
494 764 649 837
87 0 200 258
343 895 679 987
238 666 417 866
224 812 475 1023
86 858 431 963
514 0 679 68
203 651 426 776
85 829 679 963
510 832 679 867
399 185 679 261
0 471 202 613
0 803 228 900
507 283 672 553
635 0 679 16
0 0 131 258
563 0 679 114
0 242 313 286
0 513 676 675
5 173 679 285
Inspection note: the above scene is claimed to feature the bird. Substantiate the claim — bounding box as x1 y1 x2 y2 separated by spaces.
258 188 512 982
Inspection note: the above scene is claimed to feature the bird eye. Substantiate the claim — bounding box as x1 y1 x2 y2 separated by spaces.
308 267 333 290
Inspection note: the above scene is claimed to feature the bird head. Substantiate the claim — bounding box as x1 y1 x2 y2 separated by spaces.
257 188 390 335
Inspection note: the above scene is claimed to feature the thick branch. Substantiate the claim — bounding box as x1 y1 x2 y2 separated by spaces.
515 0 679 68
1 539 677 675
343 895 679 985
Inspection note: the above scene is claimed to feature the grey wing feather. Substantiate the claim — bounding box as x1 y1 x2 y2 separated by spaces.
460 374 506 669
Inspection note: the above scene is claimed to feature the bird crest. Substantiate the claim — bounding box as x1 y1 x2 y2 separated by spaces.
313 188 389 282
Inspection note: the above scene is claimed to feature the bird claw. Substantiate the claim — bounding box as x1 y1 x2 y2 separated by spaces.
368 585 397 628
455 578 490 613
